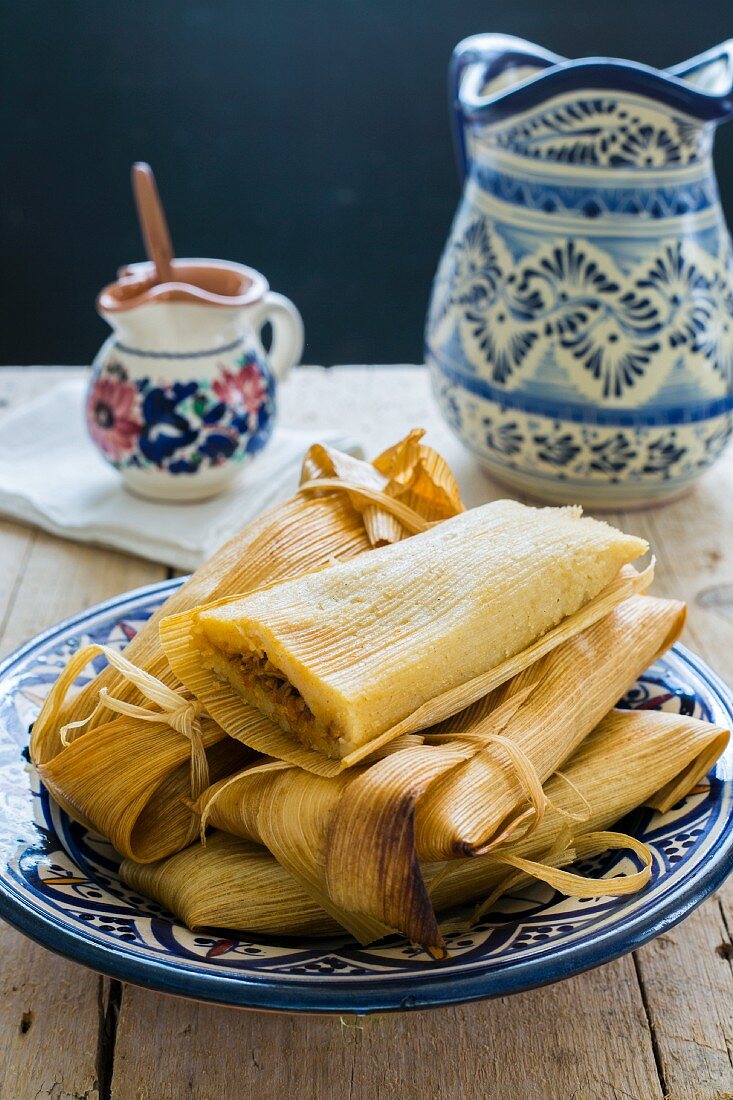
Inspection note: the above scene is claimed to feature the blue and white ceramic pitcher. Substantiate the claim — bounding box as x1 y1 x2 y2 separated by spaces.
427 36 733 507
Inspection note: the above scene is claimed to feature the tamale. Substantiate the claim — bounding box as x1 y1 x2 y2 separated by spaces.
38 716 251 862
198 741 472 950
160 502 648 765
429 707 729 919
30 433 463 861
414 594 686 859
324 596 683 945
122 709 728 944
124 830 342 936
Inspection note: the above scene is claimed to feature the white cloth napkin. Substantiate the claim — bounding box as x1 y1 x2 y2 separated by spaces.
0 379 362 571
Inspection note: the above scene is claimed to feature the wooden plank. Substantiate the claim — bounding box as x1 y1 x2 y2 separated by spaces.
633 910 733 1099
0 935 104 1100
600 472 733 1099
0 530 164 659
111 956 663 1100
0 532 164 1100
0 369 165 1100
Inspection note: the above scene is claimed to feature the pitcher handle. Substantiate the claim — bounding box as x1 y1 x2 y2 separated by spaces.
254 292 304 381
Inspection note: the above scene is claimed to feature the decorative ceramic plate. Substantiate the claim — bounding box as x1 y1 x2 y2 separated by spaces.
0 579 732 1015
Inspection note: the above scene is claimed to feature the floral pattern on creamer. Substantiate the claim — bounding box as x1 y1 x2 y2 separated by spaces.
86 375 142 461
86 356 275 475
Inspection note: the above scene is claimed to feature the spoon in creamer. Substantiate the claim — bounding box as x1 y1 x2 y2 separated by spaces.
130 161 174 285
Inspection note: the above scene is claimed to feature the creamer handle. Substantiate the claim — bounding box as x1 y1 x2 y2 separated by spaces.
254 292 304 381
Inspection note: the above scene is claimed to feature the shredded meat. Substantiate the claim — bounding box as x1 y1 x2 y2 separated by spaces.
201 644 339 756
238 654 318 734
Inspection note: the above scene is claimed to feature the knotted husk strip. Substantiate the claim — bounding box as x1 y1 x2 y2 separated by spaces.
427 707 729 922
159 562 652 778
122 830 343 936
435 829 654 935
301 428 463 547
415 594 686 860
126 709 728 945
38 716 252 862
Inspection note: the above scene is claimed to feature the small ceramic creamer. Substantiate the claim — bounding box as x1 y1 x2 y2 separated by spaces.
427 36 733 507
88 259 303 501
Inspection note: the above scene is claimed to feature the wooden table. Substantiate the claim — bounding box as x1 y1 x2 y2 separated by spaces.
0 366 732 1100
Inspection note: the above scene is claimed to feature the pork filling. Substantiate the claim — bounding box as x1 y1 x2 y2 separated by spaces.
201 646 339 756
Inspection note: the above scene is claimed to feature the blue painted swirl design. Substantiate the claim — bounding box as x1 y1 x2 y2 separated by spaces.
429 218 733 400
484 97 713 167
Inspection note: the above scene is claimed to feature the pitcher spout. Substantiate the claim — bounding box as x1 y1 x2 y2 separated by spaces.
668 40 733 109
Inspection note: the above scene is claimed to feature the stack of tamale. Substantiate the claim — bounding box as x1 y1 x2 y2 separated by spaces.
30 430 730 957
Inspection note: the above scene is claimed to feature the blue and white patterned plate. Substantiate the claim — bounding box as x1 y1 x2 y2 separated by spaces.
0 579 731 1014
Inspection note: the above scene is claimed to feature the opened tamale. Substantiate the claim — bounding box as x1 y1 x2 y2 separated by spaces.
122 708 729 944
160 502 648 767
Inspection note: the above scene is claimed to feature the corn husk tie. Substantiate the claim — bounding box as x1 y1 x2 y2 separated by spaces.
415 592 681 860
48 644 209 800
471 831 652 926
298 479 435 535
300 428 464 546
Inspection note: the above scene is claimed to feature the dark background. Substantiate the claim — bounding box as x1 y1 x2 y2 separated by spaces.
2 1 732 366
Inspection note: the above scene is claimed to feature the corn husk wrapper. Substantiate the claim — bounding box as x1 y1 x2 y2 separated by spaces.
198 740 473 954
29 433 463 861
38 717 252 862
123 709 728 944
415 594 686 860
160 559 653 779
124 830 342 936
300 427 464 546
